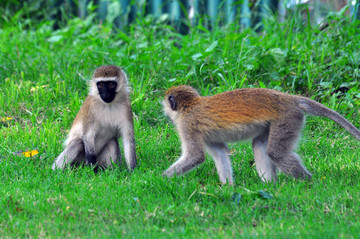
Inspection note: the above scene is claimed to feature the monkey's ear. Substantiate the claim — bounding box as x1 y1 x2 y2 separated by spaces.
168 95 177 111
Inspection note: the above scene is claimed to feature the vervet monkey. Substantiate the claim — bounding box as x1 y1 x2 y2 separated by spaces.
163 85 360 184
52 65 137 171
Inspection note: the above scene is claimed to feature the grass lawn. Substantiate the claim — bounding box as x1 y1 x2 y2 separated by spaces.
1 10 360 238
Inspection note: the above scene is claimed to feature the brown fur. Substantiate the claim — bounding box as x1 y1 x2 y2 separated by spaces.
163 85 360 184
93 65 122 78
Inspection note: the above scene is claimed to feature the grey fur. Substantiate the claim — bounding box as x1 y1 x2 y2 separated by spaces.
252 131 277 182
52 65 137 171
205 142 233 184
266 108 312 180
297 97 360 140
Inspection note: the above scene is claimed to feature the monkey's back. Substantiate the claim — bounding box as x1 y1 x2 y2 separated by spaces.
197 88 294 127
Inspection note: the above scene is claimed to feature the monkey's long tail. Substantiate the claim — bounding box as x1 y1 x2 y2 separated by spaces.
297 97 360 141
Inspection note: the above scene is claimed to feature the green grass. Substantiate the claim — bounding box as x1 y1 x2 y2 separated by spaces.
1 10 360 238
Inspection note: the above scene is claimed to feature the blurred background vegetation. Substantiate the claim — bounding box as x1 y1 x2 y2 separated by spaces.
1 0 360 30
1 0 359 122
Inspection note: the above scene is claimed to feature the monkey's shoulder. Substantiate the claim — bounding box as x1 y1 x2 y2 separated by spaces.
74 96 96 117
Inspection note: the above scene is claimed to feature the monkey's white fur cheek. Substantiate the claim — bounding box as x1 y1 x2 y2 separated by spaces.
163 100 178 121
89 81 98 96
116 82 123 92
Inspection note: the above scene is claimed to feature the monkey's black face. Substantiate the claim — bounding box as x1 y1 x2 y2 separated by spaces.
168 95 177 111
97 81 117 103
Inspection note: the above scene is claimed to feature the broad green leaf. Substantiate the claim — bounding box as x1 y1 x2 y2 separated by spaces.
192 53 203 60
258 190 273 199
205 40 218 53
47 35 62 43
231 192 242 205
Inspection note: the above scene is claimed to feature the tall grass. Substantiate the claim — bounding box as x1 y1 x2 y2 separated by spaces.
0 7 359 238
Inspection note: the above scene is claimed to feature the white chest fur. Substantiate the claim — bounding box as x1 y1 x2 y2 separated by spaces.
66 101 128 147
96 103 128 129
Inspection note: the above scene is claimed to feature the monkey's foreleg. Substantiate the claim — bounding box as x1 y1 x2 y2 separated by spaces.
205 142 233 184
122 123 137 170
52 139 84 170
163 133 206 178
252 133 277 182
163 141 206 178
97 138 121 168
163 153 205 177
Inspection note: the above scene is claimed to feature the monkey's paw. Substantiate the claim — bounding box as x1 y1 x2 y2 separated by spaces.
51 161 63 170
51 163 56 171
162 170 175 178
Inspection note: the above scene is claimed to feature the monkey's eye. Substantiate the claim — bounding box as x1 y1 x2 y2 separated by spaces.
97 82 104 89
107 82 116 89
168 95 177 111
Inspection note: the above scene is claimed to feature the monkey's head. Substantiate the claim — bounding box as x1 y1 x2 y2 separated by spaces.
163 85 200 121
90 65 128 103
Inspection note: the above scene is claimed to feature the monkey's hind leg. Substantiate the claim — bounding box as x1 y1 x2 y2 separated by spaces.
267 113 312 180
252 132 277 182
205 142 233 184
97 138 122 169
52 139 84 170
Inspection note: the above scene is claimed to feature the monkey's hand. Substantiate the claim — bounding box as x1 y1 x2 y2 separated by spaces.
163 168 175 178
84 140 97 166
51 162 60 170
86 153 97 165
52 139 84 171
